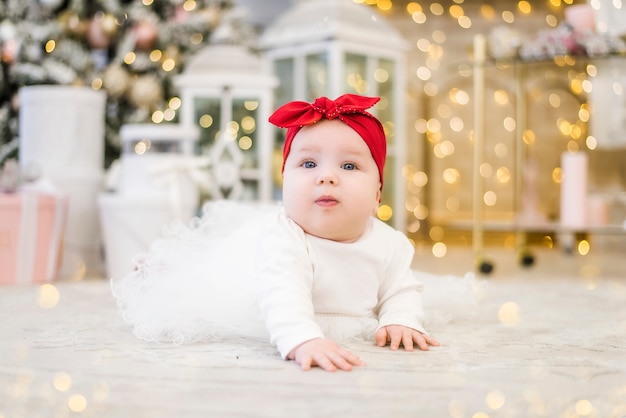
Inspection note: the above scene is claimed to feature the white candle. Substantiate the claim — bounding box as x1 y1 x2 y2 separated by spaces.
560 152 588 228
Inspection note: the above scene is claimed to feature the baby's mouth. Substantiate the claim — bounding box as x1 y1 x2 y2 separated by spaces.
315 196 338 206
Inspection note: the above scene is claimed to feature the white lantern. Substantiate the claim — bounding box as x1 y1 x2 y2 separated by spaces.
260 0 410 229
116 123 201 203
98 123 203 280
175 20 279 202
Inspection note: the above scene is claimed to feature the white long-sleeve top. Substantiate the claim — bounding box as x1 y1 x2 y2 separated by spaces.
255 210 426 359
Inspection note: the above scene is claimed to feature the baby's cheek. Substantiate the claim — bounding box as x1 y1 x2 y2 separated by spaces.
371 196 380 216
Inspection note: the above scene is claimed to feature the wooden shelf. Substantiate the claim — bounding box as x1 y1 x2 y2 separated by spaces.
443 218 626 235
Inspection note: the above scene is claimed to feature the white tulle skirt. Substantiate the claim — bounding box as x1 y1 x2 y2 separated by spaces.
111 201 479 346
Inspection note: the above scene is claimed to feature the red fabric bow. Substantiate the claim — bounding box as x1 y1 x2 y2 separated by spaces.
269 94 387 187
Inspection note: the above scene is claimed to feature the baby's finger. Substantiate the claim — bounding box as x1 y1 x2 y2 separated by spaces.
338 348 366 366
374 328 388 347
326 351 354 371
312 354 338 372
414 333 430 351
402 332 415 352
425 335 441 347
299 354 313 371
389 333 402 350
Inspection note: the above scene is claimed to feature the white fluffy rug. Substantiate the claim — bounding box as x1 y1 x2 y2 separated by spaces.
1 255 625 417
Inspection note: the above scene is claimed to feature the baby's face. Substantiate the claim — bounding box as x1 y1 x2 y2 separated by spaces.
282 119 381 242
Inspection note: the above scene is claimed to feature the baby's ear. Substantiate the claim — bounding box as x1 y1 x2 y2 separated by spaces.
372 185 382 215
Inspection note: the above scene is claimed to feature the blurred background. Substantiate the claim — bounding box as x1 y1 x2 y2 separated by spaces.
1 0 625 281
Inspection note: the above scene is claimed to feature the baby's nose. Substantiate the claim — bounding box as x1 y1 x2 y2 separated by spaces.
316 170 337 185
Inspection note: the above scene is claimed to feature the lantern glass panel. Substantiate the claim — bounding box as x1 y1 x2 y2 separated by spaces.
306 52 328 100
344 53 368 95
376 58 395 146
194 97 221 154
232 98 259 169
275 58 294 106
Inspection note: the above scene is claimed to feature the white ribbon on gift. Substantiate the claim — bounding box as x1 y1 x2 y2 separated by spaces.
149 156 212 220
15 193 38 284
15 178 67 283
46 196 67 281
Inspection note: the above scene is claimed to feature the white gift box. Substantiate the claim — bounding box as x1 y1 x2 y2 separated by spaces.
98 193 197 280
18 86 106 178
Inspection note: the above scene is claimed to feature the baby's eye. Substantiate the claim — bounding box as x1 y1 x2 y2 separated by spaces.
342 163 356 170
303 161 316 168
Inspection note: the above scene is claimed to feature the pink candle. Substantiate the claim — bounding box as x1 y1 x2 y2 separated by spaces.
560 152 588 228
587 195 610 226
565 4 596 35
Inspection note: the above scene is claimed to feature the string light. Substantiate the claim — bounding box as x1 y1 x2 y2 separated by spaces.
365 1 605 260
45 40 55 53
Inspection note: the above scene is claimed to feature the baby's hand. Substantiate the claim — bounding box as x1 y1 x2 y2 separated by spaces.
287 338 365 372
375 325 440 351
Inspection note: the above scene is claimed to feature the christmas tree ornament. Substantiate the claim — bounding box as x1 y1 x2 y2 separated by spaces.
132 21 159 51
87 16 114 49
0 20 19 62
99 13 120 39
102 65 131 98
174 5 190 23
58 10 86 37
1 39 19 64
128 74 163 108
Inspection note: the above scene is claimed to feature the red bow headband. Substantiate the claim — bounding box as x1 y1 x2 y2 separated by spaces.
268 94 387 187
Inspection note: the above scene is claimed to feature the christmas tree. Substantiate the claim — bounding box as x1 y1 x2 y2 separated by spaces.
0 0 234 168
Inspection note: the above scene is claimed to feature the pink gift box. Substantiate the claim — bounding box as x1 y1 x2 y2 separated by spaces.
0 192 67 285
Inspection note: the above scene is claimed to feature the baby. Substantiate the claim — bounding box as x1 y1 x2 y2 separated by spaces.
260 94 439 371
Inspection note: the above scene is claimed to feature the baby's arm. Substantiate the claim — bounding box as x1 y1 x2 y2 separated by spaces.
375 324 439 351
256 216 364 371
287 338 365 371
375 230 439 350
